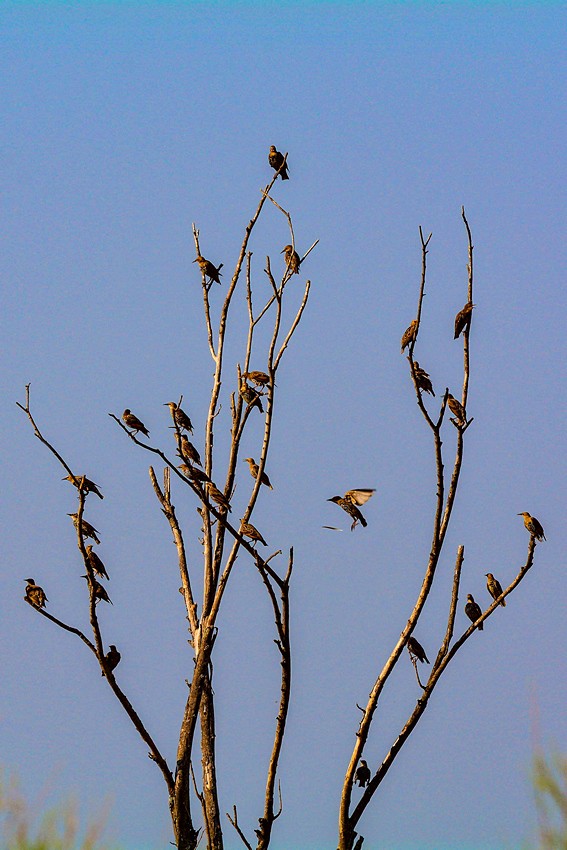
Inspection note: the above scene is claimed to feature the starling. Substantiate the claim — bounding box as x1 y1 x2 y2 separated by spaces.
68 512 101 545
268 145 289 180
485 573 505 607
401 320 418 353
165 402 194 434
244 457 273 489
355 759 370 788
407 636 430 664
242 371 270 389
454 302 475 339
240 382 264 412
102 644 121 676
122 409 149 437
86 544 109 580
446 393 466 425
193 255 222 285
205 482 231 512
412 361 435 396
517 512 546 541
464 594 483 630
82 575 112 604
24 578 47 608
178 463 210 484
63 474 104 499
178 434 202 466
281 245 301 274
327 489 376 531
239 520 268 547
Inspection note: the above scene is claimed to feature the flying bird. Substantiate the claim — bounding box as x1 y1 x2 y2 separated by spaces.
239 520 268 547
517 512 546 541
407 636 430 664
412 361 435 396
62 474 104 499
165 402 194 434
401 320 418 353
102 644 121 676
68 513 101 545
485 573 505 607
446 393 466 425
193 255 222 285
454 302 475 339
82 575 112 605
244 457 273 489
122 409 149 437
86 545 109 580
268 145 289 180
464 594 483 630
355 759 371 788
24 578 47 608
281 245 301 274
327 488 375 531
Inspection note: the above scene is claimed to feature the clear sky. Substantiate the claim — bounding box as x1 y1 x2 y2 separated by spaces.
1 2 565 849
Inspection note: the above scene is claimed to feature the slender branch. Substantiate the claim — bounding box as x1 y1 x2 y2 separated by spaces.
226 806 254 850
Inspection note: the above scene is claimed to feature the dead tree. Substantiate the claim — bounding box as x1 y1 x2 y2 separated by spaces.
17 155 316 850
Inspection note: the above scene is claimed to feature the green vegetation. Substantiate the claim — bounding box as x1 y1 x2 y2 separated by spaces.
532 751 567 850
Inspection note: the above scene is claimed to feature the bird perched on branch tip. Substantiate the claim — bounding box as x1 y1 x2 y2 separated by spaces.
465 594 483 630
517 512 546 541
401 320 418 353
407 636 430 664
485 573 505 607
454 302 475 339
268 145 289 180
24 578 47 608
327 489 375 531
122 409 149 437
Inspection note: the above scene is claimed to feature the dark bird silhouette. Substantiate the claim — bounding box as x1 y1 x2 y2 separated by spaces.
178 434 202 466
205 482 231 512
24 578 47 608
102 644 121 676
327 489 376 531
63 474 104 499
244 457 273 489
242 371 270 389
268 145 289 180
240 520 268 546
281 244 300 274
82 575 112 604
485 573 505 607
193 255 222 285
465 594 483 630
454 302 475 339
412 361 435 396
355 759 371 788
86 544 109 580
401 320 418 353
407 636 430 664
447 393 466 425
240 382 264 412
68 513 101 545
165 402 194 434
122 409 149 437
518 512 546 541
178 463 210 484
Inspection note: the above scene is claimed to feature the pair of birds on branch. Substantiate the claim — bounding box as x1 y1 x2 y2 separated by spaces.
122 401 194 440
465 573 506 632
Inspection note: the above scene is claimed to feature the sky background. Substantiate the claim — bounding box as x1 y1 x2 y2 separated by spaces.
1 2 565 849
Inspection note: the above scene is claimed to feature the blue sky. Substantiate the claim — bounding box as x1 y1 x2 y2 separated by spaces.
1 3 565 849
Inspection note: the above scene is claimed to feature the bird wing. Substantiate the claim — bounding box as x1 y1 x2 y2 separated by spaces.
345 489 376 506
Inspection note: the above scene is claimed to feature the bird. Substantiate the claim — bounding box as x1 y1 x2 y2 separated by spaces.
407 636 430 664
485 573 505 607
464 594 483 630
244 457 273 489
68 513 101 545
281 245 301 274
102 644 121 676
24 578 47 608
193 255 222 285
454 302 475 339
242 371 270 389
178 434 202 466
240 382 264 412
82 575 112 604
205 482 231 512
412 361 435 396
62 474 104 499
122 409 149 437
327 489 376 531
355 759 371 788
165 402 194 434
517 512 546 541
240 520 268 547
178 463 210 484
401 320 418 353
268 145 289 180
446 393 466 425
86 544 109 580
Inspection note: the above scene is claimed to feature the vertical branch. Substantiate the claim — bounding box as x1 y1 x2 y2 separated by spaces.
461 206 474 408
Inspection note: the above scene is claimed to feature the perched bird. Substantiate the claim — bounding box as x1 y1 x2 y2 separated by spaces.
355 759 371 788
327 489 376 531
242 371 270 389
517 512 546 541
239 520 268 547
205 482 231 512
240 382 264 413
464 594 483 630
86 544 109 580
485 573 505 607
102 644 121 676
268 145 289 180
24 578 47 608
244 457 273 489
178 463 210 484
82 575 112 604
193 255 222 285
407 636 430 664
62 474 104 499
401 319 418 353
122 409 149 437
178 434 202 466
454 302 475 339
281 245 301 274
412 361 435 396
446 393 466 425
68 512 101 545
165 402 194 434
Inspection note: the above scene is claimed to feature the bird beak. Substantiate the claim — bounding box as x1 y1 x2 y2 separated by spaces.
192 258 197 263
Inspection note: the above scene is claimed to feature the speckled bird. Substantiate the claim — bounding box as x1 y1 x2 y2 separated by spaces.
68 513 101 545
465 594 483 630
517 512 546 541
63 474 104 499
165 402 194 434
244 457 273 489
407 636 430 664
281 245 301 274
412 361 435 396
242 371 270 389
240 382 264 412
178 463 210 484
454 302 475 339
24 578 47 609
401 319 418 353
122 409 149 437
447 393 466 425
205 482 231 512
240 520 267 547
86 545 109 580
178 434 202 466
327 488 375 531
485 573 505 607
82 575 112 605
193 255 222 284
268 145 289 180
